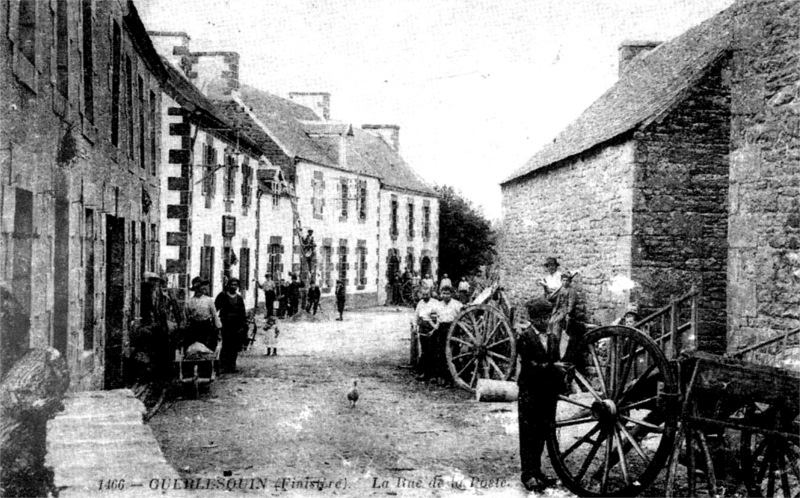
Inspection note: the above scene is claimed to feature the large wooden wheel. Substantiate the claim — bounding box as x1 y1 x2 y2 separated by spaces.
445 304 516 392
400 281 420 307
547 325 679 497
740 403 800 498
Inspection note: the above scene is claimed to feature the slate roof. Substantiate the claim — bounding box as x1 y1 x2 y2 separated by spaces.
503 8 732 184
237 85 336 167
351 128 435 195
238 85 435 196
160 59 262 156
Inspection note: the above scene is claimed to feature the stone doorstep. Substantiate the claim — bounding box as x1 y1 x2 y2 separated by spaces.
47 439 166 461
53 464 179 488
51 410 145 424
60 397 146 413
47 422 154 443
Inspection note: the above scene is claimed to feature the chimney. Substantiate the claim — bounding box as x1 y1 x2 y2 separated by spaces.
148 31 191 69
184 51 240 100
362 124 400 151
618 40 661 76
289 92 331 120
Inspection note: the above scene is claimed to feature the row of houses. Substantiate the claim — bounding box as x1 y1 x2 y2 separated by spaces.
0 0 438 390
500 0 798 355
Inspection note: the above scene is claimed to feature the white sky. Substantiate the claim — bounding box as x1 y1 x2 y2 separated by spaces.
139 0 735 219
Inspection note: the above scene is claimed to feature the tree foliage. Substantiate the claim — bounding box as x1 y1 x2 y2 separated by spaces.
435 185 496 280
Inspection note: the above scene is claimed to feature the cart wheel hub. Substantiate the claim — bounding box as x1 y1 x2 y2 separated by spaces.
591 399 618 424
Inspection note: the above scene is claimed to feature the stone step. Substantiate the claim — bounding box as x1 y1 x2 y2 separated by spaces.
47 389 180 497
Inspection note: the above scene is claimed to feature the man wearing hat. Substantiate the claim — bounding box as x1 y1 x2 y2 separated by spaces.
516 301 565 492
185 276 222 353
257 273 276 318
525 257 563 327
136 272 183 384
215 278 247 373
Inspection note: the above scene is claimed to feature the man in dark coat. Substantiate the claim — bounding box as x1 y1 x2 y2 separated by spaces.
517 302 565 492
288 273 301 317
276 277 288 318
306 281 321 315
215 278 247 373
335 279 346 321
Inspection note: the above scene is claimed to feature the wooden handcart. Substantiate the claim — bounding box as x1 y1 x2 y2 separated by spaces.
174 344 219 399
548 287 800 497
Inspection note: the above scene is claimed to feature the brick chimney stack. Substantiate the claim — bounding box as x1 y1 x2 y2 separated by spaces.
289 92 331 120
148 31 190 69
362 125 400 151
148 32 240 100
618 40 661 76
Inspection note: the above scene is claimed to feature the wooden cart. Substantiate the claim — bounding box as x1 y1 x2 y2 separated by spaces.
174 345 219 399
442 282 518 391
547 287 800 497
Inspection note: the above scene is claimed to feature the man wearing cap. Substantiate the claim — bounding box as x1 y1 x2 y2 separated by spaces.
257 273 276 318
215 278 247 373
137 272 183 384
185 276 222 353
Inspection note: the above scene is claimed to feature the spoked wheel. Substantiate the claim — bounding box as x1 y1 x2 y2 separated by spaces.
400 281 419 307
741 404 800 498
445 304 516 392
547 325 679 497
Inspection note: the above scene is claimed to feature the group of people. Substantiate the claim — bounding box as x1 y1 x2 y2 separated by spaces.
257 273 347 321
389 269 473 305
410 285 464 385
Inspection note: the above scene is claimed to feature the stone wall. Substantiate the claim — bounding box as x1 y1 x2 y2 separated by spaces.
1 1 162 389
500 141 636 324
727 0 800 352
632 56 731 353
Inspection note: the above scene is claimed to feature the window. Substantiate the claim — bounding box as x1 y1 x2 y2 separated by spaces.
338 242 348 284
390 196 399 238
312 171 324 219
357 180 367 221
323 245 333 289
200 245 215 294
224 153 236 200
407 200 415 239
83 209 95 350
81 0 94 122
149 224 157 272
129 220 138 318
138 77 145 169
111 21 121 146
125 56 133 158
241 158 252 208
356 245 367 286
149 90 157 175
18 0 36 64
268 243 283 279
203 143 217 208
339 178 349 221
239 248 250 291
55 0 68 97
423 203 431 240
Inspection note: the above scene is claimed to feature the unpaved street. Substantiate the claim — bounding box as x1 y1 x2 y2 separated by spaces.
149 307 574 497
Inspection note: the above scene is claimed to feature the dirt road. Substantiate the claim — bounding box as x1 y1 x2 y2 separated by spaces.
149 307 575 497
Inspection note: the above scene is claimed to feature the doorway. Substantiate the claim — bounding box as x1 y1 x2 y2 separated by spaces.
104 215 126 388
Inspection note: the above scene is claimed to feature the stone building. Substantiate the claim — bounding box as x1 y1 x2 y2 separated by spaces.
149 34 438 310
0 0 164 388
157 59 279 308
500 0 799 355
726 0 799 352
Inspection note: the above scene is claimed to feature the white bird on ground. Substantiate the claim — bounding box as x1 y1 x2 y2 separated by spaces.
347 379 359 409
